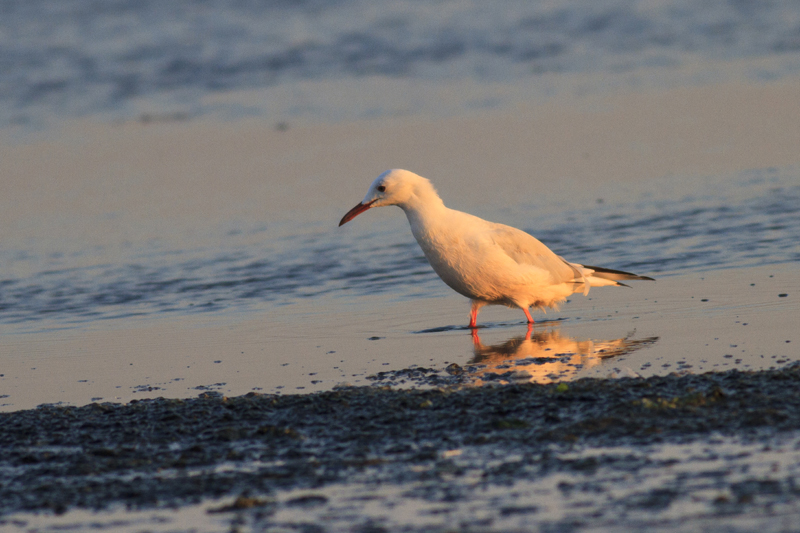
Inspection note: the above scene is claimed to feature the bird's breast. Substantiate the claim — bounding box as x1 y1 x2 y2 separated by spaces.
412 225 502 300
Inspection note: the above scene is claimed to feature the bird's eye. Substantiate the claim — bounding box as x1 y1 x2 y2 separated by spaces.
377 185 386 192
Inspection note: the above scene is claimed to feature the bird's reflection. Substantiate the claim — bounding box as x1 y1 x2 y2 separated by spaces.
467 324 658 385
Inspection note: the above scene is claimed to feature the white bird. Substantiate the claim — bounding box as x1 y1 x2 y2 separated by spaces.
339 169 653 327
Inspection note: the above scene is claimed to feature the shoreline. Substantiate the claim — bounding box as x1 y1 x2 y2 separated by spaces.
1 261 795 412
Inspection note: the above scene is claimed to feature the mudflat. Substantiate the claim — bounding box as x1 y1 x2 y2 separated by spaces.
3 364 800 531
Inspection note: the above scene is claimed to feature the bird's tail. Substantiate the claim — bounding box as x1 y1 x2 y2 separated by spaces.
581 264 654 291
560 259 653 296
559 257 591 295
582 265 655 283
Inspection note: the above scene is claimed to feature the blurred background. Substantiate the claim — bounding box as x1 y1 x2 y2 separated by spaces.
3 0 800 128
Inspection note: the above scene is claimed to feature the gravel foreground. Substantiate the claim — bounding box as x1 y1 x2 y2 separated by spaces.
3 364 800 531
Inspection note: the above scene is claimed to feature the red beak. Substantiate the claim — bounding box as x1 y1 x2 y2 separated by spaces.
339 200 376 226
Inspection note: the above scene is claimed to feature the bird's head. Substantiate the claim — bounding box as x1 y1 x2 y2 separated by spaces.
339 169 439 226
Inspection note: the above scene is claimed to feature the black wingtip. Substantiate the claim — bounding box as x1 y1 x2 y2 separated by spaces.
583 265 655 281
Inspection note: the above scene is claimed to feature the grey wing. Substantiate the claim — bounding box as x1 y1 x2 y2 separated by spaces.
487 224 584 284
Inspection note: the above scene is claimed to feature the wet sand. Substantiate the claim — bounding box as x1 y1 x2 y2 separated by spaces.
0 262 796 410
5 77 800 228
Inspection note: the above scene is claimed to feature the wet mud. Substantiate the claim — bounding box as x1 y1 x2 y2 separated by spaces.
3 364 800 530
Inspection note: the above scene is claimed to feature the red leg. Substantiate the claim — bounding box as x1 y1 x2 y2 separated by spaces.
469 301 480 328
523 308 534 324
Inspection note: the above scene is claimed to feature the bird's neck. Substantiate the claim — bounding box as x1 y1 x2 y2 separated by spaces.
400 195 449 243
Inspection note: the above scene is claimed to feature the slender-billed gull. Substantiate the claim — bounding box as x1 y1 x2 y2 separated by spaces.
339 169 653 327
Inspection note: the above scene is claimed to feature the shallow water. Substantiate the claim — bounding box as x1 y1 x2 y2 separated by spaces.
1 3 799 342
4 0 800 127
0 164 797 329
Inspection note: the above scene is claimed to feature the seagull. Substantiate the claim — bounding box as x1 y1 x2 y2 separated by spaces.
339 169 653 327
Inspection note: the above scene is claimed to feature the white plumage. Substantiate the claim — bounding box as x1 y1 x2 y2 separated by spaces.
339 169 653 327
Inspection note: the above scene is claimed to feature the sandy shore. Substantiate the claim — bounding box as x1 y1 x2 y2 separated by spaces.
4 78 800 226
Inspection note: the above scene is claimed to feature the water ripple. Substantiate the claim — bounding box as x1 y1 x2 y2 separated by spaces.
0 169 797 327
534 176 800 275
